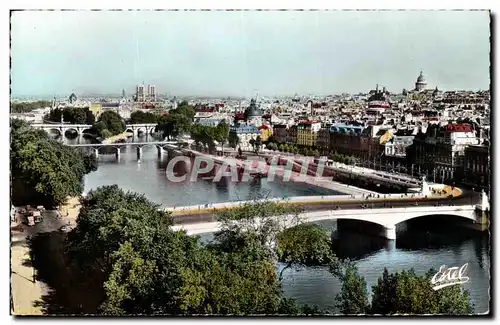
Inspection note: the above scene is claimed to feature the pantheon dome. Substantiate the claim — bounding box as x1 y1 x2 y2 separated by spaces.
415 71 427 91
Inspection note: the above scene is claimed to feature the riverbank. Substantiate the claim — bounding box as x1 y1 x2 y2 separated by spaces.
10 196 82 315
101 131 132 145
11 231 46 315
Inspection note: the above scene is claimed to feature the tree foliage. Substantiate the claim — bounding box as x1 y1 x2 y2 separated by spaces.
46 107 91 124
330 261 474 315
10 100 52 113
65 188 320 315
96 111 126 137
157 103 195 139
10 119 96 207
129 111 159 124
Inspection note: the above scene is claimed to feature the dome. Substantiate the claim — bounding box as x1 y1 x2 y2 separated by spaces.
244 99 263 118
416 71 426 83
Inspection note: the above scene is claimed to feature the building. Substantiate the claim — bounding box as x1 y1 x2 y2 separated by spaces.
316 126 331 154
272 124 288 144
258 125 272 142
89 103 102 119
297 121 321 147
287 125 298 144
329 123 364 157
463 143 490 189
415 71 427 92
244 99 263 127
229 125 260 151
148 85 157 102
136 85 145 102
406 123 479 182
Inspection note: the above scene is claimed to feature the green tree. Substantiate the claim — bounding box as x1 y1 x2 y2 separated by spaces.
330 260 474 315
10 100 52 113
276 223 335 280
129 111 159 124
10 119 96 207
228 131 239 149
97 111 126 136
65 187 314 315
329 259 370 314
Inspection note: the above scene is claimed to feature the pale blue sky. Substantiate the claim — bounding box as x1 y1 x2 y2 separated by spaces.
11 10 490 98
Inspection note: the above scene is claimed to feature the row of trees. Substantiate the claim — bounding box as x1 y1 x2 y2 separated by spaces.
157 101 196 140
190 121 229 154
10 119 97 207
45 107 95 125
265 141 358 165
60 186 474 315
10 100 52 113
90 111 126 138
128 111 160 124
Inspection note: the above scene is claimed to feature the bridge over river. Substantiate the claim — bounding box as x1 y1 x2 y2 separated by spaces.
170 189 489 240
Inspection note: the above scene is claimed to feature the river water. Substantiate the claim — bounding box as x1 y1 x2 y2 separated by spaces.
64 134 491 314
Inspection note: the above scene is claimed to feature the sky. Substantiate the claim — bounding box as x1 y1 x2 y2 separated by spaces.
10 10 491 98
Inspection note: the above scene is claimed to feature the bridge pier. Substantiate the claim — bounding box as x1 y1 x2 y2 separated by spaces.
94 148 99 159
157 146 165 159
384 225 396 240
137 146 143 160
115 147 121 160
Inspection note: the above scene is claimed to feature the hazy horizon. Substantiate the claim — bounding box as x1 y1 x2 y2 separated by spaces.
11 10 490 98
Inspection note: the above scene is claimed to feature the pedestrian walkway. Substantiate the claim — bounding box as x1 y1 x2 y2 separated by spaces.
11 232 45 315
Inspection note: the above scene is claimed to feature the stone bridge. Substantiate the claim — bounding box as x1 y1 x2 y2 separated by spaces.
170 190 490 240
31 123 159 137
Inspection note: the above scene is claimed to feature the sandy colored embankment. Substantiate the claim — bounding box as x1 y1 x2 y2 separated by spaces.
11 236 46 315
58 196 81 221
101 131 132 145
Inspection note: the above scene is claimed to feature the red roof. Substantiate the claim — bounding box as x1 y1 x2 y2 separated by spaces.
215 103 224 108
258 125 270 130
234 113 245 120
262 114 272 119
445 123 473 133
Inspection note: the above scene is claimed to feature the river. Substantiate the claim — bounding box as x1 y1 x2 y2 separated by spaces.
63 133 491 314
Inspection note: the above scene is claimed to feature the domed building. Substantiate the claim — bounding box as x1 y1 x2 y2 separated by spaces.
244 98 263 127
414 71 427 92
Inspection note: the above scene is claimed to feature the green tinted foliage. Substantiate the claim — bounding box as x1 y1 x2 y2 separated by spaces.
10 119 95 206
330 261 474 315
97 111 125 136
67 187 306 315
11 100 52 113
129 111 159 124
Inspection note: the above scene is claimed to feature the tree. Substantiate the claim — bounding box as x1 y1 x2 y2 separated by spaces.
97 111 126 136
65 188 314 315
129 111 159 124
330 260 474 315
329 259 370 314
10 100 52 113
46 107 89 124
276 223 335 280
228 131 239 149
10 119 96 207
254 136 262 154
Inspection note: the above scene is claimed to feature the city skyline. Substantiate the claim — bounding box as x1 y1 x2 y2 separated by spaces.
11 10 490 98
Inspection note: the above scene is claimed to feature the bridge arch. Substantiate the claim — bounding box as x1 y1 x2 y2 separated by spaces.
47 128 62 136
64 128 80 136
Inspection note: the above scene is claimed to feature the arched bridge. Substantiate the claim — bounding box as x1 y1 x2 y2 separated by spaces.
170 190 489 240
31 123 159 137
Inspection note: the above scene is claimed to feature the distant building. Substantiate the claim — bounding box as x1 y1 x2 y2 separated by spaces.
414 71 427 92
148 85 157 102
297 121 321 147
258 125 272 142
136 85 145 102
229 124 259 151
